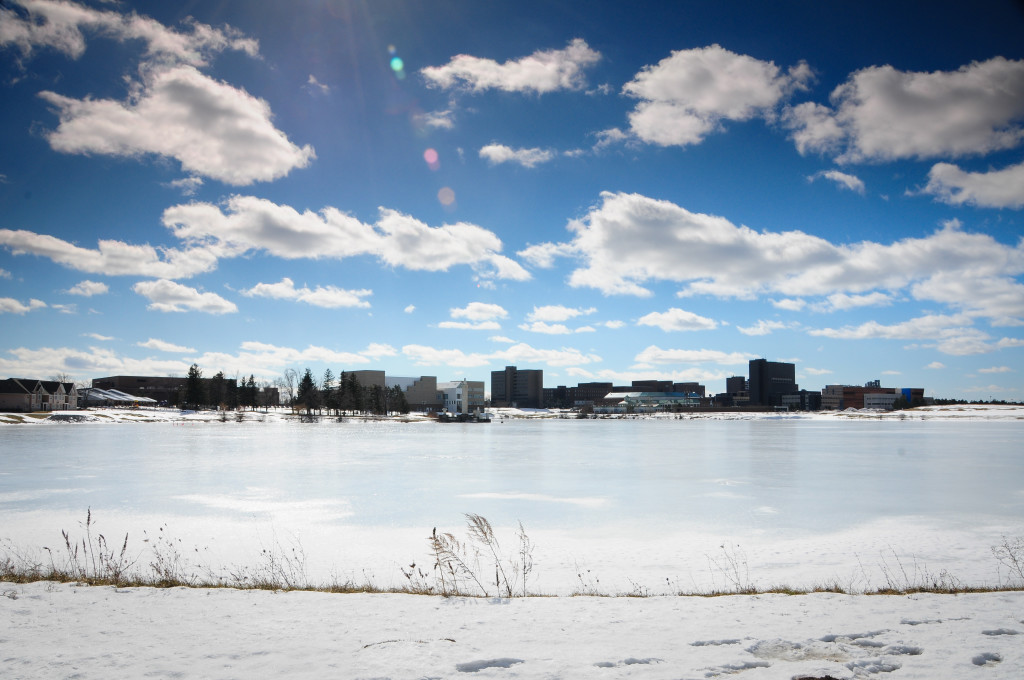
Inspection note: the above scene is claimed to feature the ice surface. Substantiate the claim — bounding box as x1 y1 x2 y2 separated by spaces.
2 406 1023 593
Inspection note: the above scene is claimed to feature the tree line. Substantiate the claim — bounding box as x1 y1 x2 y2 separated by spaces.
182 364 409 416
294 368 409 416
183 364 267 410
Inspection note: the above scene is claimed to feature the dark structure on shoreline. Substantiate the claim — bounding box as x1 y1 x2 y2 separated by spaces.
748 359 797 407
491 365 544 408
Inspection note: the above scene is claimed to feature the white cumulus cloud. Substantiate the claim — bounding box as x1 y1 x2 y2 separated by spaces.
634 346 753 365
737 320 792 336
163 196 530 282
66 280 109 297
0 297 46 314
518 321 572 335
479 144 555 168
0 0 258 64
810 170 865 194
132 279 237 314
526 305 596 322
439 321 502 331
241 278 372 309
622 44 812 147
0 228 218 278
421 38 600 94
138 338 196 353
450 302 508 321
921 160 1024 209
786 57 1024 162
526 192 1024 325
637 307 717 332
40 65 315 185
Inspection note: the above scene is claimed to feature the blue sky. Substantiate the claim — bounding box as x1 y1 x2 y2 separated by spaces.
2 0 1023 399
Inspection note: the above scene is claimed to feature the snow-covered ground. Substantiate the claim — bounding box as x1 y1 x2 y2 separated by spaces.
2 581 1021 679
2 404 1022 678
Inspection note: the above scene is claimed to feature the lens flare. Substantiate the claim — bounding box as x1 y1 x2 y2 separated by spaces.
438 187 455 206
390 56 404 72
423 148 440 170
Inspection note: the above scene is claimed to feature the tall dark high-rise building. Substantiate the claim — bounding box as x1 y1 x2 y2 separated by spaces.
490 365 543 408
748 359 796 406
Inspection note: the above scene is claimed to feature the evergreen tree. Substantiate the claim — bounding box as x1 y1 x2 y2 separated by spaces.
210 371 227 409
390 385 409 414
244 375 257 410
296 368 319 414
185 364 206 409
347 373 363 414
322 369 336 415
369 384 385 415
336 372 349 414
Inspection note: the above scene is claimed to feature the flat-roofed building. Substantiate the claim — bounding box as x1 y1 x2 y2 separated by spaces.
388 375 442 412
749 359 797 406
491 365 543 408
349 370 385 389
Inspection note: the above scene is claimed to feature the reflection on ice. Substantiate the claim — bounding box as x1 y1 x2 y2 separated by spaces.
173 489 353 522
459 491 607 507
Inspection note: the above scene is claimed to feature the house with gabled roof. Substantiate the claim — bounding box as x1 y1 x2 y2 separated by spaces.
0 378 79 412
36 380 79 411
0 378 35 412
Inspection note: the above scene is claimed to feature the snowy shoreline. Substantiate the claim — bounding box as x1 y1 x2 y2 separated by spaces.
3 403 1024 425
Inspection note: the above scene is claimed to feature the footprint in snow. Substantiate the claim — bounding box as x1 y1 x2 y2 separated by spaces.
972 652 1002 666
981 628 1019 636
703 660 771 677
593 658 662 668
691 639 742 647
455 658 524 673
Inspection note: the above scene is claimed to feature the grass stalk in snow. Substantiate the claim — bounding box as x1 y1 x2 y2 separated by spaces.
3 510 1024 598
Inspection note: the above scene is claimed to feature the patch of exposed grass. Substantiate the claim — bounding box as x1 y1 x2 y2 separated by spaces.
3 511 1023 599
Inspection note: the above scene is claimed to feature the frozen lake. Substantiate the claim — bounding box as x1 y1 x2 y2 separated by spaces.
2 415 1023 593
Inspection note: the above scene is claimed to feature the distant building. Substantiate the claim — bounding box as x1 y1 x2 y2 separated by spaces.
630 379 674 392
822 382 925 410
726 376 747 395
673 382 706 398
748 359 797 406
491 365 543 408
387 375 443 412
863 392 900 410
349 370 386 389
544 382 613 408
595 391 702 413
439 379 485 415
780 390 822 411
93 375 186 405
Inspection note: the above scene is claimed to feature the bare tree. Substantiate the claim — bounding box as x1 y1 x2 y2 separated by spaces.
281 368 297 407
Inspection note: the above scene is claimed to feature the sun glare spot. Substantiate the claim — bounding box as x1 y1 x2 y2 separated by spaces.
438 186 456 206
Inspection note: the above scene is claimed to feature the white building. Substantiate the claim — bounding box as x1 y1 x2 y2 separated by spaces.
438 379 485 415
863 392 900 410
